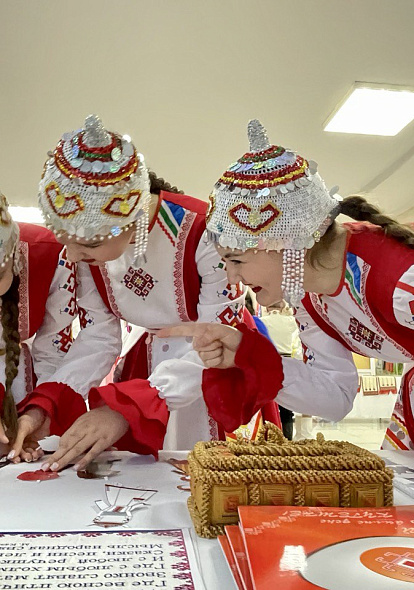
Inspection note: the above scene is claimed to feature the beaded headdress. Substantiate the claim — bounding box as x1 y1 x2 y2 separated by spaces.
0 193 19 271
206 120 342 306
38 115 151 266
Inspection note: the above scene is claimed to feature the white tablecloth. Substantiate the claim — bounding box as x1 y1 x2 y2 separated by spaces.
0 451 236 590
0 449 413 590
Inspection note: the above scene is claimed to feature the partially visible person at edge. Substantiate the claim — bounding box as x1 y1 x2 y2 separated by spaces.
0 193 82 461
245 292 294 440
11 115 280 471
158 119 414 451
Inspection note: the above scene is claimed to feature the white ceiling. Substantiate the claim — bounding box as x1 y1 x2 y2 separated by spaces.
1 0 413 220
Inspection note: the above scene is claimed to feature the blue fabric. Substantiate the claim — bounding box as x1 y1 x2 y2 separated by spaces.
164 200 185 226
253 316 272 340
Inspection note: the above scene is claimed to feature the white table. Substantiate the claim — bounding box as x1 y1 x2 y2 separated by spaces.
0 450 413 590
0 450 235 590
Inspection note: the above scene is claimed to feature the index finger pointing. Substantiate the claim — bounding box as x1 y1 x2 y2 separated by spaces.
156 323 203 339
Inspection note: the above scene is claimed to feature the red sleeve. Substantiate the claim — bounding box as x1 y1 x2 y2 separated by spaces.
202 324 284 432
17 383 87 436
88 380 169 458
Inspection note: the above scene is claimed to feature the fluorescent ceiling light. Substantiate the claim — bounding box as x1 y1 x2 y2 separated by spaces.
9 206 44 224
324 83 414 136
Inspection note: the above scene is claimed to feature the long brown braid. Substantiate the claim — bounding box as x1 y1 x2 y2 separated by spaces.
148 170 184 195
309 195 414 268
1 274 21 442
339 195 414 248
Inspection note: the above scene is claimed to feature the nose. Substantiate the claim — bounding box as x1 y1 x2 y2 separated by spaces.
66 244 85 263
226 264 242 286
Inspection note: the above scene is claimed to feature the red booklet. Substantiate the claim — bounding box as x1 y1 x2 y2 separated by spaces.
238 505 414 589
225 525 254 590
218 534 244 590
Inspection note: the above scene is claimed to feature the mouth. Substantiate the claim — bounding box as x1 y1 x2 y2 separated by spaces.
251 286 262 294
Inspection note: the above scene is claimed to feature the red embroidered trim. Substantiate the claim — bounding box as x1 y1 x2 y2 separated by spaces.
156 217 175 247
308 293 360 353
55 325 73 353
100 266 123 319
344 280 364 312
173 211 196 322
360 261 413 360
59 249 77 317
386 426 410 450
208 413 219 440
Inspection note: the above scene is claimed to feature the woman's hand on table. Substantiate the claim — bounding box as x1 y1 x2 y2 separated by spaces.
156 323 242 369
6 407 49 463
40 405 129 472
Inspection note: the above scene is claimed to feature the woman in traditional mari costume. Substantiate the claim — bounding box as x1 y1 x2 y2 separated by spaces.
159 119 414 450
15 115 279 471
0 194 83 460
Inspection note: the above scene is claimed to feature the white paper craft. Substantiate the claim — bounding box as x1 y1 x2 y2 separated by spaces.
93 483 157 527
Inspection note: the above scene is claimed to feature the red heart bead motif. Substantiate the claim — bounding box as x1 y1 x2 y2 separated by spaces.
102 189 142 217
45 182 85 219
229 201 281 235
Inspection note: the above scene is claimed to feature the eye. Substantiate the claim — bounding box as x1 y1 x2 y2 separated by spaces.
84 243 102 249
229 259 243 265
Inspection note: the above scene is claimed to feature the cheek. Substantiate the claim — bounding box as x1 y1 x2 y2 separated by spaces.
66 244 82 258
0 274 13 297
90 240 126 262
99 242 123 261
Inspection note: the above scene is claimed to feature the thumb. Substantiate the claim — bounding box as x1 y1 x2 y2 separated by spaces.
10 418 34 458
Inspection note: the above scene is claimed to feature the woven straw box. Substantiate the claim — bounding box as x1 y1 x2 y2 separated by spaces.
187 423 393 538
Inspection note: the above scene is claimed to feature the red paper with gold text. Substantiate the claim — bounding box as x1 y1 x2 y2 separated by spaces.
238 505 414 590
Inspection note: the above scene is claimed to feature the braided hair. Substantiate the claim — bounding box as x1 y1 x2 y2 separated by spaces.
1 274 20 443
309 195 414 268
148 170 184 195
339 195 414 248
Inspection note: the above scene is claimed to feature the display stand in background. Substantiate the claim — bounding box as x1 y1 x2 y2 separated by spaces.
343 354 401 421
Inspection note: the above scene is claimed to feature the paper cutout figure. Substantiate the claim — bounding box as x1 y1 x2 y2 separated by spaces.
93 483 157 528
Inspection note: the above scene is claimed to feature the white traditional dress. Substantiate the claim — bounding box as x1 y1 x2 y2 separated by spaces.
201 223 414 448
5 223 85 431
26 192 256 454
